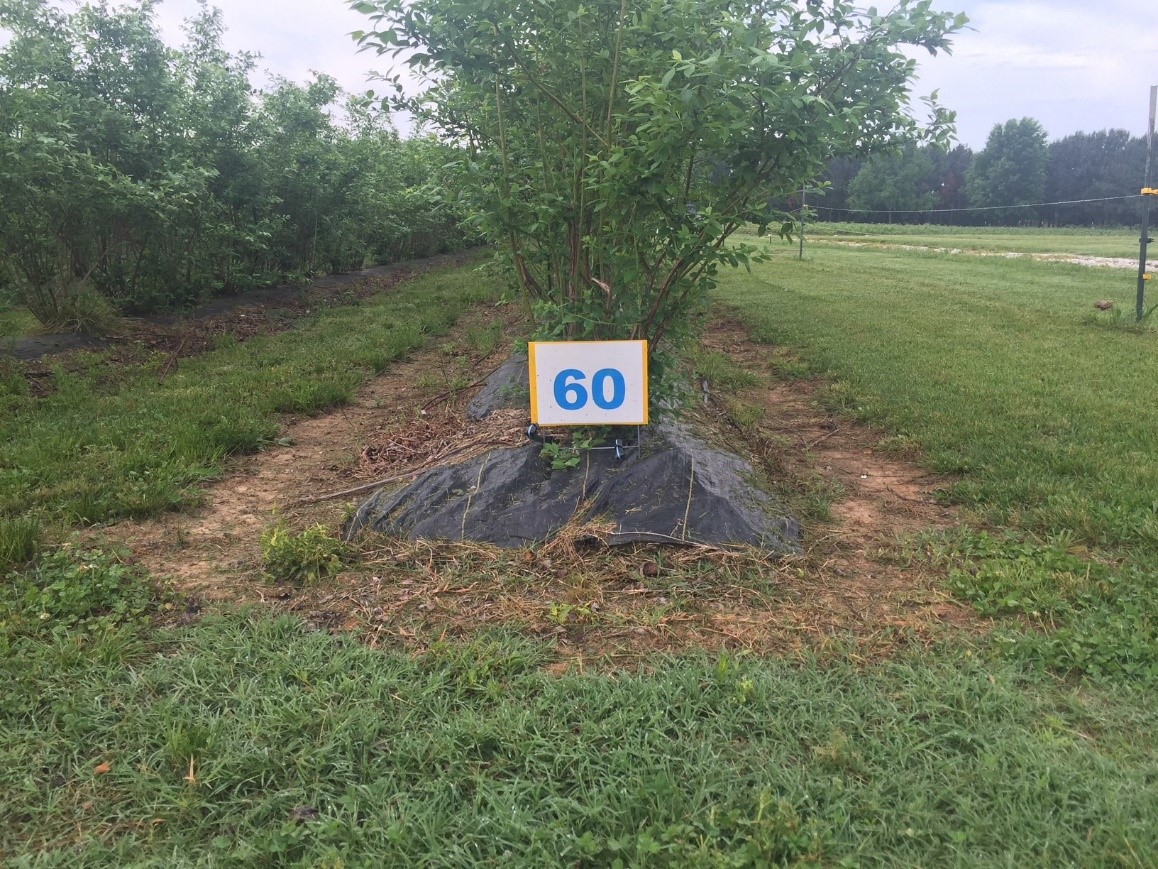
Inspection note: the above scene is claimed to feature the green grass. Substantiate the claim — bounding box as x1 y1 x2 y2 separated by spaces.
0 266 492 527
0 305 39 340
800 222 1147 258
3 233 1157 863
727 235 1157 552
721 229 1158 681
0 515 41 572
2 611 1154 866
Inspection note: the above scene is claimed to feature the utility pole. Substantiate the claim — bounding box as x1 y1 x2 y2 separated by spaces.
1138 85 1157 322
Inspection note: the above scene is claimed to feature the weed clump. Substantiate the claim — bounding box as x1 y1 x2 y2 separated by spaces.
261 524 351 585
0 544 154 641
933 530 1158 684
1086 302 1158 333
0 517 41 571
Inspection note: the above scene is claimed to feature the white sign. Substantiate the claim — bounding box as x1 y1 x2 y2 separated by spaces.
528 340 649 426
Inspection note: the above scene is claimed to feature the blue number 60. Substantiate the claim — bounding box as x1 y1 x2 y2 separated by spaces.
553 368 626 411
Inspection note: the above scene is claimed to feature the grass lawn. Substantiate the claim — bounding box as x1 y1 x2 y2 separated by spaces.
2 233 1157 864
3 612 1154 866
727 230 1157 554
721 232 1157 684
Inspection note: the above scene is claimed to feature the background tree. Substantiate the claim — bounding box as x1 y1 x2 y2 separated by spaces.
847 145 937 220
1044 130 1146 226
928 143 972 215
353 0 966 357
814 156 866 219
965 118 1049 224
0 0 158 324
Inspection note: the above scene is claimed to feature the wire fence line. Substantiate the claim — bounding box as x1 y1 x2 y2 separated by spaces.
811 194 1146 218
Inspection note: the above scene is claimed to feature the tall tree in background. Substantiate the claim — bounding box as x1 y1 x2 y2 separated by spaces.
352 0 966 355
815 156 866 218
1045 130 1146 226
965 118 1049 224
847 145 937 220
0 0 176 324
928 143 972 213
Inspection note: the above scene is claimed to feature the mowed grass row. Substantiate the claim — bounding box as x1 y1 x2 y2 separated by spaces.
722 234 1157 681
724 235 1157 555
3 613 1155 866
0 265 492 537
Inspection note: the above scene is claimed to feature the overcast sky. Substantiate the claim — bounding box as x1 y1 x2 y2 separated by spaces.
911 0 1156 148
59 0 1158 149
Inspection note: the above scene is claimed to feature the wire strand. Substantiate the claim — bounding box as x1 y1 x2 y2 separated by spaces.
812 194 1145 216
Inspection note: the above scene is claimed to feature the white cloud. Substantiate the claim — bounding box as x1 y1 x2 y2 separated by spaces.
912 0 1157 147
151 0 387 96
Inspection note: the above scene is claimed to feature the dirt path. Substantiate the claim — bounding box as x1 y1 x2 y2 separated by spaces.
699 318 973 640
112 309 979 660
109 308 522 601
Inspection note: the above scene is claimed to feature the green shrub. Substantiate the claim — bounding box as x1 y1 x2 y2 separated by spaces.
35 285 120 336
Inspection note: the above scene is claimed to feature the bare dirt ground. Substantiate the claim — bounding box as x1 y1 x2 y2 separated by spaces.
110 306 981 664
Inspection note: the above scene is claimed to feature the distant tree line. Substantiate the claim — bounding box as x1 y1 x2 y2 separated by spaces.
809 118 1149 227
0 0 472 329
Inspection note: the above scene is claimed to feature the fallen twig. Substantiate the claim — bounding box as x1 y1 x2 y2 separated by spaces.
419 354 505 412
291 468 427 505
806 427 840 449
157 333 188 382
596 530 753 558
420 374 490 412
885 485 930 504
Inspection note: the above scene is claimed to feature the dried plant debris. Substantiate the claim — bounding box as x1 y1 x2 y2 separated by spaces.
110 307 978 665
357 407 526 479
